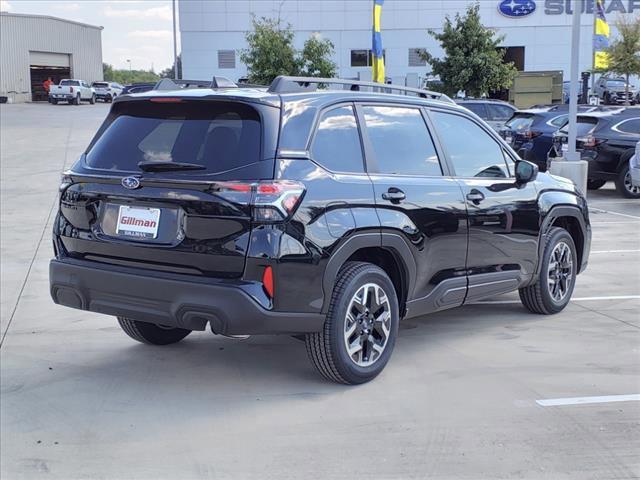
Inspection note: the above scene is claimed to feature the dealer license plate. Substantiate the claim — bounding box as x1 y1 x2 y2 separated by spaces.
116 205 160 239
561 142 569 153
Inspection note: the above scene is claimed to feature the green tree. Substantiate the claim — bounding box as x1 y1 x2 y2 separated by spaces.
102 62 159 85
421 3 517 97
240 17 336 85
240 16 301 85
604 16 640 106
160 54 182 79
300 35 337 78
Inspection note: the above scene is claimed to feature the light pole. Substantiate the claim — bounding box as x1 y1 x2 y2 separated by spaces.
126 59 131 73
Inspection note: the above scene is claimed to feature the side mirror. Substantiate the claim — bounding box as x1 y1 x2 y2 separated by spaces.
515 160 538 184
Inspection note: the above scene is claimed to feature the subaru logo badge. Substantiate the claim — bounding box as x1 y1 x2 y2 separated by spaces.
121 176 141 189
498 0 536 17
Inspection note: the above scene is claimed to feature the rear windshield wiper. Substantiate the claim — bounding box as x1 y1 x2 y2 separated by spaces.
137 161 206 172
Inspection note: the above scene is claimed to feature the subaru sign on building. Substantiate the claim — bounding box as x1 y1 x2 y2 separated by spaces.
179 0 639 83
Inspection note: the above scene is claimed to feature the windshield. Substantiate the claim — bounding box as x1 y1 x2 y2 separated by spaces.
60 80 80 86
606 80 626 87
86 101 262 174
505 114 534 131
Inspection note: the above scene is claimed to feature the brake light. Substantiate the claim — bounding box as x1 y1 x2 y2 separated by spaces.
262 266 274 299
70 87 74 93
149 97 183 103
215 180 305 222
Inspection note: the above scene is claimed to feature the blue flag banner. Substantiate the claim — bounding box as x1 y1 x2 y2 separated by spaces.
372 0 385 83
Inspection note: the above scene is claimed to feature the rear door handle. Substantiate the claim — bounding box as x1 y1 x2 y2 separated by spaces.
466 190 485 203
382 188 406 203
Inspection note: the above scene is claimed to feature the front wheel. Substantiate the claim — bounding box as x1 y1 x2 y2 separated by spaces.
117 317 191 345
519 227 577 315
89 94 95 105
305 262 399 384
615 158 640 199
51 98 58 105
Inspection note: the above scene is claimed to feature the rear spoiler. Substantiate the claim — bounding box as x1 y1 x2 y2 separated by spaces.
154 76 240 91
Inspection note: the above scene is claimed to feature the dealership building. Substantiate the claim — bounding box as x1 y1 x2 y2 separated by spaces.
0 12 103 103
180 0 639 85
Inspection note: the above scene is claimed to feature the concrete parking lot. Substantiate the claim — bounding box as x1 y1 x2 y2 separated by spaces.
1 102 638 480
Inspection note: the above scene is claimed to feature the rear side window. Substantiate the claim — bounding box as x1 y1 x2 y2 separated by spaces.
86 101 261 174
431 110 510 178
461 103 488 119
613 118 640 135
363 106 441 176
506 114 534 131
311 105 364 173
548 114 568 127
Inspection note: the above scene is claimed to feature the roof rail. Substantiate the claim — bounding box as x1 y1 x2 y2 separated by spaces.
153 76 238 91
267 76 454 103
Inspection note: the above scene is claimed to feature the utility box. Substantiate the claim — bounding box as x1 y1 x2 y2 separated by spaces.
508 71 563 108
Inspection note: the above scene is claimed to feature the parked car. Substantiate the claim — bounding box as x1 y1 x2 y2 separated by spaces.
455 99 517 131
91 81 123 102
121 82 156 95
498 105 601 171
49 79 95 105
630 141 640 189
550 109 640 198
49 76 591 384
594 76 636 105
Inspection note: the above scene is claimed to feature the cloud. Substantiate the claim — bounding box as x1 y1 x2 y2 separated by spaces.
0 0 12 12
127 30 172 39
54 3 81 12
103 5 172 20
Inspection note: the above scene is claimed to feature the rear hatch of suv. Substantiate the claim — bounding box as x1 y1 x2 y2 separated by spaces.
56 95 281 278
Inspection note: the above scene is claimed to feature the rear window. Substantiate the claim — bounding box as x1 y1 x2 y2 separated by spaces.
505 114 534 131
92 82 109 88
60 80 80 86
559 117 598 135
86 101 261 174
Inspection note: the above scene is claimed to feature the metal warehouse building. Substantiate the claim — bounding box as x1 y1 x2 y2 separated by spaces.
0 12 103 103
179 0 639 85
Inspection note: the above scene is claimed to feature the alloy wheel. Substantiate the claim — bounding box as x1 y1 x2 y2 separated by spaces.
343 283 392 367
547 241 573 302
623 171 640 195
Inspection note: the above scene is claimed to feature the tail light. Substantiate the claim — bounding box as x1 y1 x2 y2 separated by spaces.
522 130 542 139
70 87 74 93
577 135 604 148
214 180 305 223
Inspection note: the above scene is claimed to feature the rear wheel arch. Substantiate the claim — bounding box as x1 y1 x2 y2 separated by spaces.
321 233 415 317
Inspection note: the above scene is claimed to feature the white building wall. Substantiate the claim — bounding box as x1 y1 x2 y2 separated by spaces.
0 13 103 103
180 0 637 86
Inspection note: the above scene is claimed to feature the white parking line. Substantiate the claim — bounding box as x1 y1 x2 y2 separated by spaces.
591 249 640 254
536 394 640 407
476 295 640 305
590 207 640 220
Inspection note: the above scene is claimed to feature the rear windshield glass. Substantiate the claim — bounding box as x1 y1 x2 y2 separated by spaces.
60 80 80 86
86 101 261 174
505 114 534 131
559 117 598 135
92 82 109 88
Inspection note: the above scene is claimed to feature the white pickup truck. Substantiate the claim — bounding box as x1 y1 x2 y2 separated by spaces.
49 79 95 105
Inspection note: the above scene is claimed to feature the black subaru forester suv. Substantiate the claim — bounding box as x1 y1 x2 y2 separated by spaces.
50 76 591 384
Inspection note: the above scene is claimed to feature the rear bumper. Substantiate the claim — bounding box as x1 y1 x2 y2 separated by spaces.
49 258 325 335
49 94 74 101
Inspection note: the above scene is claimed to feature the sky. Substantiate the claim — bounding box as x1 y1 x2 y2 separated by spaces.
0 0 178 72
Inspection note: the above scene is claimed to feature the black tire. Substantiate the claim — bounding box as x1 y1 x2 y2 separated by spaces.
117 317 191 345
603 93 610 105
615 153 640 199
74 94 81 105
51 99 58 105
587 179 606 190
89 94 95 105
519 227 577 315
305 262 399 384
